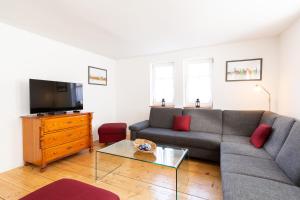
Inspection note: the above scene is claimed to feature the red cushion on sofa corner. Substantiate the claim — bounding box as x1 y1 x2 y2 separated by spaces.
250 124 272 148
173 115 191 131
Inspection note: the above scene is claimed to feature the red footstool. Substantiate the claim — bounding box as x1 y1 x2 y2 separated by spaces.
98 123 127 143
20 178 120 200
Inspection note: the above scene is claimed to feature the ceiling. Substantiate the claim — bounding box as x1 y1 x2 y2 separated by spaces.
0 0 300 59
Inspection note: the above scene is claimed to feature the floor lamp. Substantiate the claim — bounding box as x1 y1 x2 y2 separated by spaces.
254 84 271 111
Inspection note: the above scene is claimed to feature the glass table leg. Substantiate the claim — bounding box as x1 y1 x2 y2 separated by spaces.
95 151 98 180
176 152 189 199
176 167 178 200
95 152 123 182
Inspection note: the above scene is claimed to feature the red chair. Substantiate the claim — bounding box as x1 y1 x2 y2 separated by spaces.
98 123 127 143
20 178 120 200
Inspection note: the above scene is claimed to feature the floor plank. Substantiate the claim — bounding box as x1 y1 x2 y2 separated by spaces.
0 141 222 200
0 178 30 200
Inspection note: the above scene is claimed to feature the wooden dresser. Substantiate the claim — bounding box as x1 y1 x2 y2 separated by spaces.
21 112 93 171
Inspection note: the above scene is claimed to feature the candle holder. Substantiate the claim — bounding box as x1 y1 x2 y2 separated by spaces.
195 99 200 108
161 98 165 107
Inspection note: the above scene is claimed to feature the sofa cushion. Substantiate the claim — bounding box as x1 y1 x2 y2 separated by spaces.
221 142 272 160
149 108 182 129
264 116 295 158
172 115 191 131
250 124 272 148
188 147 220 162
138 127 177 144
175 131 221 150
223 110 264 136
138 128 221 150
222 172 300 200
183 109 222 134
221 154 292 184
276 121 300 186
222 135 250 144
260 111 279 126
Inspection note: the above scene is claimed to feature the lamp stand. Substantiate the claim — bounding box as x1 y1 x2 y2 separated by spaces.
259 86 271 111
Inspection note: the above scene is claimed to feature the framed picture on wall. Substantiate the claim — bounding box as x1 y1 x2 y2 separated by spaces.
88 66 107 86
226 58 263 81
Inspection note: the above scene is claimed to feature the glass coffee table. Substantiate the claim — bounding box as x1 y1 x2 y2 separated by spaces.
95 140 188 199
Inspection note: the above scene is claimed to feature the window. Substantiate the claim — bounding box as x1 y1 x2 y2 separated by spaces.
183 59 213 107
150 62 175 105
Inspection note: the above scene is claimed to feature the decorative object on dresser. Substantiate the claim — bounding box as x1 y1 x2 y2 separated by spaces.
21 112 93 171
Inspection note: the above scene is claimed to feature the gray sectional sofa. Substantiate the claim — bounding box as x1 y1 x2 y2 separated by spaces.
129 107 300 200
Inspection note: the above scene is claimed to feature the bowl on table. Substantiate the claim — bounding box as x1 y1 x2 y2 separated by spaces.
133 139 157 154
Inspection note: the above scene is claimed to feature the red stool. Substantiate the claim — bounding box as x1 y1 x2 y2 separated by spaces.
20 178 120 200
98 123 127 143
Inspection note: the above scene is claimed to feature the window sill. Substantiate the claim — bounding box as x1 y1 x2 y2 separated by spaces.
183 104 213 109
150 105 175 108
183 106 213 109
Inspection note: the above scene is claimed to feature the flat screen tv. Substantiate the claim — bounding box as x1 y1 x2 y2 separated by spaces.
30 79 83 114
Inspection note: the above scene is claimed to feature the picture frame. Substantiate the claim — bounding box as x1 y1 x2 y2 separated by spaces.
225 58 263 82
88 66 107 86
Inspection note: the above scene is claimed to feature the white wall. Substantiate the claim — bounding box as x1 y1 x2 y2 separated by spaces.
115 38 280 125
0 22 116 172
278 18 300 119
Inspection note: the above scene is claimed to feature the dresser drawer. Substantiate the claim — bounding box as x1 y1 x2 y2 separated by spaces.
41 126 89 149
43 115 89 132
44 137 90 162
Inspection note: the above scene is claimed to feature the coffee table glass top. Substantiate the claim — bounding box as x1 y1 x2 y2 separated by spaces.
97 140 188 168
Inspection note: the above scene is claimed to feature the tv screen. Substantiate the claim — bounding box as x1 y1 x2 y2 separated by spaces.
30 79 83 114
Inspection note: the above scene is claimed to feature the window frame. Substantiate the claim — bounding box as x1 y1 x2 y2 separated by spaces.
183 58 213 108
150 62 176 106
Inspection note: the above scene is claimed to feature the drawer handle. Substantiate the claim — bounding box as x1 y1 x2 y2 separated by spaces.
67 134 73 137
67 146 72 150
65 121 73 124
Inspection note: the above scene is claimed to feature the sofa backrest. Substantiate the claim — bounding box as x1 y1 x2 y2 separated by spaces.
149 108 182 129
264 116 295 159
276 121 300 186
222 110 264 136
260 111 279 126
183 109 222 134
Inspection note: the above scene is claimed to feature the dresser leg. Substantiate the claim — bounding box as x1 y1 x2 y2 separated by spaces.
89 146 94 153
24 162 30 166
40 164 47 172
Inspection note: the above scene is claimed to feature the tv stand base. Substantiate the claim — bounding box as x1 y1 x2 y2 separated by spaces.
47 111 67 115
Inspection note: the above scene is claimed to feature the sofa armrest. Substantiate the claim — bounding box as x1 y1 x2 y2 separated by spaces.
129 120 149 131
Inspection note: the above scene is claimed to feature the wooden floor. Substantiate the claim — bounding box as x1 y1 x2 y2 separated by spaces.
0 141 222 200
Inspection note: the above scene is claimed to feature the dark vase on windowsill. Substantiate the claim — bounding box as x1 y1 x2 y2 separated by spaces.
161 98 166 107
195 99 200 108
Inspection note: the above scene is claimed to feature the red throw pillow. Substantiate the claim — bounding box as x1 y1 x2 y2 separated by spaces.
173 115 191 131
250 124 272 148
